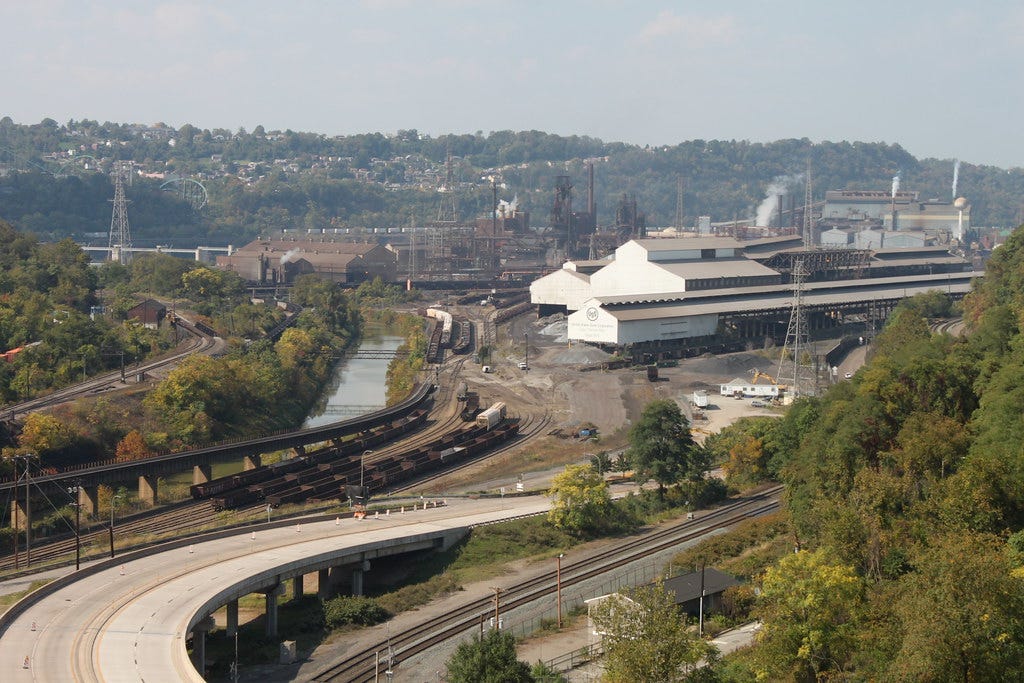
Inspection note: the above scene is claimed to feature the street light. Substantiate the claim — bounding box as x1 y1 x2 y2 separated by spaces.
556 553 564 628
361 450 374 490
524 332 528 370
68 482 82 570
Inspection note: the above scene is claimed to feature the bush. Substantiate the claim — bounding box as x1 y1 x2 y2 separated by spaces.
323 595 390 629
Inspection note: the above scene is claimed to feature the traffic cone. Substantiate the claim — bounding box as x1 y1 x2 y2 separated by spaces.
295 523 301 533
188 545 194 554
335 516 340 525
119 565 125 575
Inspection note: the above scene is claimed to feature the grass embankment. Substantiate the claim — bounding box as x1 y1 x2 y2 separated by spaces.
0 579 53 615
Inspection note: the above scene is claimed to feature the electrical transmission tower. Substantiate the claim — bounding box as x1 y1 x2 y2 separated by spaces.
108 161 133 265
430 142 459 275
675 176 685 230
436 141 458 223
777 258 815 397
802 160 813 247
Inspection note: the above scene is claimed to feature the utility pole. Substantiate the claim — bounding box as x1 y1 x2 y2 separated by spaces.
25 454 33 568
675 176 685 230
491 587 502 629
698 558 707 638
556 554 564 628
12 456 19 570
802 160 813 247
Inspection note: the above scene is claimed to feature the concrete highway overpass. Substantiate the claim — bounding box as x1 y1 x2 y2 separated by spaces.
0 496 550 682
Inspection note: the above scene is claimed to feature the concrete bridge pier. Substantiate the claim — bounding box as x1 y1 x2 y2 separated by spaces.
351 560 371 597
291 575 304 602
9 500 26 530
317 569 332 600
264 584 285 638
191 615 216 674
225 600 239 638
78 486 98 516
138 475 158 505
243 454 261 471
192 464 212 486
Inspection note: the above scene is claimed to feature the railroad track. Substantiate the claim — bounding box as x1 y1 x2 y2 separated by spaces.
0 498 266 575
399 409 552 494
311 485 783 682
2 328 214 419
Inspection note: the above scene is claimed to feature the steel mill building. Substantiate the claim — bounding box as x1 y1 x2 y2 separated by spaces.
529 236 980 357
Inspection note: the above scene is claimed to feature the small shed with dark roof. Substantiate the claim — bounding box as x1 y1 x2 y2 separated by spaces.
664 567 741 617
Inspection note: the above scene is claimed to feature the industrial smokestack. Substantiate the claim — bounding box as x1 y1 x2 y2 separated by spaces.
777 194 784 229
587 163 595 219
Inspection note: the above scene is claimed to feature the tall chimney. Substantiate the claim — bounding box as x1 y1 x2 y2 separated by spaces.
587 162 595 221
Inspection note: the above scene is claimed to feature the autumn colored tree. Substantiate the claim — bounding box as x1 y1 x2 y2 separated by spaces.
888 533 1024 681
755 549 864 681
115 430 152 462
547 463 614 538
17 413 77 458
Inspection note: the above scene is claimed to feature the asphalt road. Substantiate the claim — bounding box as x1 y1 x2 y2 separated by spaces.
0 495 551 682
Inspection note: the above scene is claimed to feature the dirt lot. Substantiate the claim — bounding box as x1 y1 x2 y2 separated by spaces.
428 310 787 493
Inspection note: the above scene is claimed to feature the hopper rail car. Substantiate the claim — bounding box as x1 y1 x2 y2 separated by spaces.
197 410 517 511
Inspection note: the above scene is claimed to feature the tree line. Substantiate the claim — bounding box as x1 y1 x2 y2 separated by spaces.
3 119 1023 249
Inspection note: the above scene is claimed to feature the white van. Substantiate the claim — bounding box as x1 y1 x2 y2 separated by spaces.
482 365 492 373
517 362 528 370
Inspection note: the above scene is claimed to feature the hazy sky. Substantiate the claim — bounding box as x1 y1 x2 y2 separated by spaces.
3 1 1022 167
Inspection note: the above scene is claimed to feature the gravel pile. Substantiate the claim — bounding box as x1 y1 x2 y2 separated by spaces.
549 344 612 365
681 352 776 379
536 314 568 343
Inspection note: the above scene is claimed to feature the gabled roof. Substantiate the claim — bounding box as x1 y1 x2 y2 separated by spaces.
663 568 740 604
632 237 743 251
235 239 382 256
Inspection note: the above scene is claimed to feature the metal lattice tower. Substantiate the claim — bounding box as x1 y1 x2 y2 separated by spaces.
436 142 458 223
778 258 814 397
107 162 133 265
675 176 685 230
802 160 813 246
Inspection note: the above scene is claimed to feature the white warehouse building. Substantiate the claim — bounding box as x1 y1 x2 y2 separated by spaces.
530 236 978 350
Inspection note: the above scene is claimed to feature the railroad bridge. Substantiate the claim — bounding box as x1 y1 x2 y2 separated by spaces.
3 383 433 521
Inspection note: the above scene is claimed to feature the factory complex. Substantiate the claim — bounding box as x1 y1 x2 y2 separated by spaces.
530 235 979 357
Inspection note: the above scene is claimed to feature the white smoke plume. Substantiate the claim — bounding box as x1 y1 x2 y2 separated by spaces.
952 159 961 199
280 248 299 265
891 173 901 199
755 175 799 227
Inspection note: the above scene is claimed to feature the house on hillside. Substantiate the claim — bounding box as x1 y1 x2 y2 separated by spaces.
126 299 166 329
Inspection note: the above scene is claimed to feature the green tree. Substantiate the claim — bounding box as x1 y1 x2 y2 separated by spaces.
627 399 702 497
546 463 614 537
590 581 713 683
445 628 533 683
889 533 1024 681
755 549 864 681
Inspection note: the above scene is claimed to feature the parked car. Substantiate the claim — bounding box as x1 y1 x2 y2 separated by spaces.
750 400 766 407
517 361 529 370
844 372 853 379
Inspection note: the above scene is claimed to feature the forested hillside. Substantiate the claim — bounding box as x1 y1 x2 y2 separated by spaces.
701 227 1024 679
2 118 1022 247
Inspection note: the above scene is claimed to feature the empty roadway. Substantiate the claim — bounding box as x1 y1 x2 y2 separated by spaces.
0 495 550 682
